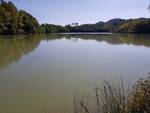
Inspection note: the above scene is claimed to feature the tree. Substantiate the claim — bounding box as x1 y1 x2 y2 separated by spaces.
0 1 41 34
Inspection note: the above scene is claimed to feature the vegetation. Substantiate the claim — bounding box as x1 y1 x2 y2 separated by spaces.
0 1 41 34
0 1 150 34
118 18 150 33
65 18 150 33
41 24 68 33
128 76 150 113
73 76 150 113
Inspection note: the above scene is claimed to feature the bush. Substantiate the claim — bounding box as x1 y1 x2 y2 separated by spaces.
127 76 150 113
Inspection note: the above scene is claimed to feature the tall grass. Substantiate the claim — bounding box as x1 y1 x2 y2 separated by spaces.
42 76 150 113
73 89 90 113
127 76 150 113
90 76 129 113
73 76 150 113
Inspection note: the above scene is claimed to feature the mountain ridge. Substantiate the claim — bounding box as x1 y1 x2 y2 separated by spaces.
0 1 150 34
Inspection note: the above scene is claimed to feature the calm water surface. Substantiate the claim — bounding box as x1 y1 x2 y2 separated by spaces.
0 34 150 113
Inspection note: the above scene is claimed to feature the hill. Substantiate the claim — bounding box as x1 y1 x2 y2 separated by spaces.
0 1 41 34
64 18 150 33
0 1 150 34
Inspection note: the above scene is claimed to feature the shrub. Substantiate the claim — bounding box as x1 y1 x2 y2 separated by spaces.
127 76 150 113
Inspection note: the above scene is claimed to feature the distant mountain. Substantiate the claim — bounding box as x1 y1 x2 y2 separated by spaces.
93 18 126 32
71 18 150 33
0 1 150 34
96 21 105 25
106 18 126 25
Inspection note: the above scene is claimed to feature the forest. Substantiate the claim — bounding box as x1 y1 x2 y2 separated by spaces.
0 1 150 34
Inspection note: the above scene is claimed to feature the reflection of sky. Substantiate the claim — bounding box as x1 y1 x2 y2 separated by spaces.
0 35 150 113
10 0 150 25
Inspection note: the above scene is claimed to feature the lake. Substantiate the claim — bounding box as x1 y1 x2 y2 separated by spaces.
0 34 150 113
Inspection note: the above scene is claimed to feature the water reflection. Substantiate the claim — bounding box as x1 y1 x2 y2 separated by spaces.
59 34 150 46
0 35 43 69
0 33 150 113
0 34 150 69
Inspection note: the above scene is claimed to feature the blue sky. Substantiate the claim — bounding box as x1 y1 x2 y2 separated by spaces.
10 0 150 25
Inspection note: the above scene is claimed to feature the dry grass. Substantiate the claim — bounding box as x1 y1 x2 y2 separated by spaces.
90 76 129 113
42 76 150 113
73 89 90 113
127 76 150 113
75 76 150 113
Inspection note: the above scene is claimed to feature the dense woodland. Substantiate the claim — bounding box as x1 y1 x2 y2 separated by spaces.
0 1 150 34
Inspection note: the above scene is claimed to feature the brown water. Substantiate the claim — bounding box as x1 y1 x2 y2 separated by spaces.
0 34 150 113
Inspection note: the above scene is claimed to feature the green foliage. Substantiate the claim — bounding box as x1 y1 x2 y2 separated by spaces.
0 1 18 34
41 24 68 33
63 18 150 33
0 1 41 34
18 10 41 34
72 24 108 32
118 19 150 33
0 1 150 34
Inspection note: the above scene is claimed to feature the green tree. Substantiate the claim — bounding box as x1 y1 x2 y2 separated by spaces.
0 1 41 34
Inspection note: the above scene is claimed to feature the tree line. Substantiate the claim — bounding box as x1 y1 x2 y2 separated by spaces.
0 1 150 35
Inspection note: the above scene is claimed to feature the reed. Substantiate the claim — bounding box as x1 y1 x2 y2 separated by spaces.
90 76 129 113
127 76 150 113
42 76 150 113
76 76 150 113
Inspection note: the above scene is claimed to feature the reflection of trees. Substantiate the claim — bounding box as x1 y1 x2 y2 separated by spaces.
118 34 150 47
0 33 150 69
52 34 150 47
0 34 43 69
